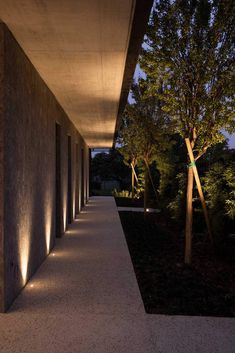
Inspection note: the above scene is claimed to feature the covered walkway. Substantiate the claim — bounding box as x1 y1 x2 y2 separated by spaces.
0 197 234 353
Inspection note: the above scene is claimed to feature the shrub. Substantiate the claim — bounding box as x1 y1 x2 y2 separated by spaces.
112 189 132 198
203 161 235 239
203 162 235 218
167 172 186 222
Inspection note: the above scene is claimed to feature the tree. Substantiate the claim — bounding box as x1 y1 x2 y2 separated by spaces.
118 110 140 200
119 81 168 212
91 149 130 189
154 133 186 202
140 0 235 264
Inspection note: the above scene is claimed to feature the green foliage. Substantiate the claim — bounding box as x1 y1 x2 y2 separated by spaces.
119 82 168 166
91 149 130 185
118 0 235 249
204 140 230 165
118 81 168 209
154 134 186 199
134 166 145 199
167 172 187 220
203 164 226 210
118 80 173 205
112 189 132 198
140 0 235 158
225 164 235 220
203 161 235 220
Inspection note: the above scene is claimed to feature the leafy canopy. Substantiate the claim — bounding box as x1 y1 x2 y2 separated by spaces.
119 81 170 166
140 0 235 159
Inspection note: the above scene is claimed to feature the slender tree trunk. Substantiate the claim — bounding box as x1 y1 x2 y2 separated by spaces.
185 166 194 265
144 159 158 203
131 163 138 184
131 167 135 202
185 138 213 243
144 165 149 215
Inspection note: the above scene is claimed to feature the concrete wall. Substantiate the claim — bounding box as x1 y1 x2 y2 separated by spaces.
0 23 89 312
0 27 4 313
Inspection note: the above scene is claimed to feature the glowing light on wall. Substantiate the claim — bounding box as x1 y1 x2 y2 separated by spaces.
44 190 53 254
73 192 76 220
79 192 81 213
18 212 32 286
45 220 52 254
63 202 67 232
45 207 52 254
63 184 67 231
20 246 29 286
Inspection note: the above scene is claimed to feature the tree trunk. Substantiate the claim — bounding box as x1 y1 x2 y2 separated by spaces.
185 166 194 265
144 159 158 203
185 138 213 243
144 165 149 215
131 167 135 202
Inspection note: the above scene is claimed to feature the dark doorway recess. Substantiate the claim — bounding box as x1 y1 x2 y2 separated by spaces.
55 123 62 237
81 148 84 208
67 136 72 224
75 143 80 216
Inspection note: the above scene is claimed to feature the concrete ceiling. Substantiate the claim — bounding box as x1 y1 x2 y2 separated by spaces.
0 0 151 147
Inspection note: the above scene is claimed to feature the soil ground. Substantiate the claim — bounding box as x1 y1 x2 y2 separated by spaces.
117 202 235 317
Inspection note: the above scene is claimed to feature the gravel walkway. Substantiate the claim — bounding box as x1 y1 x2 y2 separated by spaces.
0 197 234 353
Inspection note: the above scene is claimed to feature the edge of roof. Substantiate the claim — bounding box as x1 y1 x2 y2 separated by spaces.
113 0 153 147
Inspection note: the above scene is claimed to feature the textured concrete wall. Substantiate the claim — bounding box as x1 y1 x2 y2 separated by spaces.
0 23 89 311
76 134 85 213
0 26 4 313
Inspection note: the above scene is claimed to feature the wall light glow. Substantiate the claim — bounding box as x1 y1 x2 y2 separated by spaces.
20 247 29 286
73 196 76 220
18 213 32 286
63 203 67 231
44 190 53 254
79 195 81 213
63 188 67 231
45 222 51 254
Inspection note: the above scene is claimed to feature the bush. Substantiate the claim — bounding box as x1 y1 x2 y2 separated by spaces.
112 189 132 198
224 164 235 220
167 172 186 223
203 161 235 239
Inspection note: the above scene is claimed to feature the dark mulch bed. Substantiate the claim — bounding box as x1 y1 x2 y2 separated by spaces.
119 211 235 317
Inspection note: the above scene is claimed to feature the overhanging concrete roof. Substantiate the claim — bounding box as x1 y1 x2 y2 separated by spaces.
0 0 152 147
